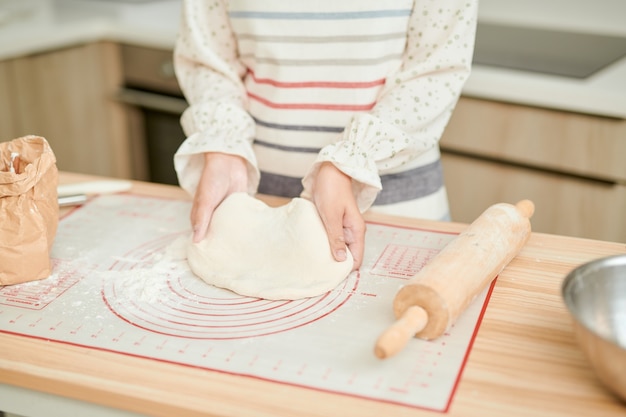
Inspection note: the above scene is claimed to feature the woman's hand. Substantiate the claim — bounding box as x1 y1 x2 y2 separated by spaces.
191 152 248 243
310 162 366 271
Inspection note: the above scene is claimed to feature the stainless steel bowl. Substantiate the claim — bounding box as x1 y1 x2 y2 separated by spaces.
562 254 626 401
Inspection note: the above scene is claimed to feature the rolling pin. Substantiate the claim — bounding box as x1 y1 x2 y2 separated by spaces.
374 200 535 359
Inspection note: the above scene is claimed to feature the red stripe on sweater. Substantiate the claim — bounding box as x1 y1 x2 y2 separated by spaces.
248 69 385 89
248 92 375 111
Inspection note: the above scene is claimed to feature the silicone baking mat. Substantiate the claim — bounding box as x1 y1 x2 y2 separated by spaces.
0 194 492 412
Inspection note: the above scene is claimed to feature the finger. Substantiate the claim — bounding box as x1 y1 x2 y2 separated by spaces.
190 193 220 243
344 224 366 270
319 211 349 262
191 209 211 243
342 209 366 270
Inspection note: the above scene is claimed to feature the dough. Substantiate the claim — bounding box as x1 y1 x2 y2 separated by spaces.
187 193 354 300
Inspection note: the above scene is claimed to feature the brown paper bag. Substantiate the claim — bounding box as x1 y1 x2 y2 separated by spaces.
1 135 59 285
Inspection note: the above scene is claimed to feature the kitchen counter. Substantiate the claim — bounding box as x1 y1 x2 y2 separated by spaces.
1 172 626 417
0 0 181 57
1 0 625 118
466 0 626 118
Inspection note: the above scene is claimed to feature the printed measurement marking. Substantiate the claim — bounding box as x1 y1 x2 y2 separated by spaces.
201 347 213 358
9 314 23 324
91 328 104 339
28 318 42 328
248 355 258 367
49 321 63 331
370 244 439 279
347 372 358 385
225 351 236 362
133 335 146 347
113 331 126 343
296 364 307 376
388 386 410 394
373 377 384 390
0 260 83 310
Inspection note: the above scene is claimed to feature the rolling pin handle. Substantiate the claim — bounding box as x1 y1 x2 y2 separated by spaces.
515 200 535 219
374 306 428 359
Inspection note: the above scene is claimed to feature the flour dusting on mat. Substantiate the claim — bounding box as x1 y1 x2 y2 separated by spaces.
103 235 190 304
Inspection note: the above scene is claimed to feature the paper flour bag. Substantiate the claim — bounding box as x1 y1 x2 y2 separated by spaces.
1 135 59 285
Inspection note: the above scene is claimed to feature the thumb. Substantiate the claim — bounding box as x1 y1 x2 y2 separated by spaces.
320 212 349 262
190 194 220 243
191 206 213 243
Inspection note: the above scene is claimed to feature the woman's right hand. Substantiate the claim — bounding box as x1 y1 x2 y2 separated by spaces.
191 152 249 243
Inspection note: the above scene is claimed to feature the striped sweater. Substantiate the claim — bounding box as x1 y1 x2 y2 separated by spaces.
174 0 478 220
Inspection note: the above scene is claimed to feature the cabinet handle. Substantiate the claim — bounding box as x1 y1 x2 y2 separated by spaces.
115 88 188 114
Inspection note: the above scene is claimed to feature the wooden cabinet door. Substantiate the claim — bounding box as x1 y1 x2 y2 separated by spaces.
441 97 626 183
442 152 626 243
0 59 20 141
2 42 132 178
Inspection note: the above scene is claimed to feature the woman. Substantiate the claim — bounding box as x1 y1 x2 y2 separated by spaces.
173 0 478 270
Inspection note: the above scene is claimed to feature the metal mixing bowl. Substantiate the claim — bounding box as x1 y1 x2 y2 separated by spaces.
562 254 626 401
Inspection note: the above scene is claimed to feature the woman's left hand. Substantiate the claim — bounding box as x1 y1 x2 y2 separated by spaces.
310 162 366 271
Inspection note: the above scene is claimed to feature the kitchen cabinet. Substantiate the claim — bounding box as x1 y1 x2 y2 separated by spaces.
441 97 626 242
0 59 20 136
0 42 133 178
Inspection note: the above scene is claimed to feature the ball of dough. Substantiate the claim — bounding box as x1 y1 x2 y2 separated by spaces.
187 193 354 300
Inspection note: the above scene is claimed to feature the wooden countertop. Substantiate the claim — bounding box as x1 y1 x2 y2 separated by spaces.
1 172 626 417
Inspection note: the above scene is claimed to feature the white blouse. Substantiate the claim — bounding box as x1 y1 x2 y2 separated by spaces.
173 0 478 220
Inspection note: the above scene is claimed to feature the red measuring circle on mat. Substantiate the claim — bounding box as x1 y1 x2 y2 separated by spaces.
101 233 359 339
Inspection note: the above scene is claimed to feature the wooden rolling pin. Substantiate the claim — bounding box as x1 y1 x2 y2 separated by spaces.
374 200 535 359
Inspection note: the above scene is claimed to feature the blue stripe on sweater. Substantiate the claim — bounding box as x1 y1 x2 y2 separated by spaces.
254 139 321 154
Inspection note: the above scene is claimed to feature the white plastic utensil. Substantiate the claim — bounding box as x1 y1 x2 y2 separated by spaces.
57 180 133 207
57 180 133 197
